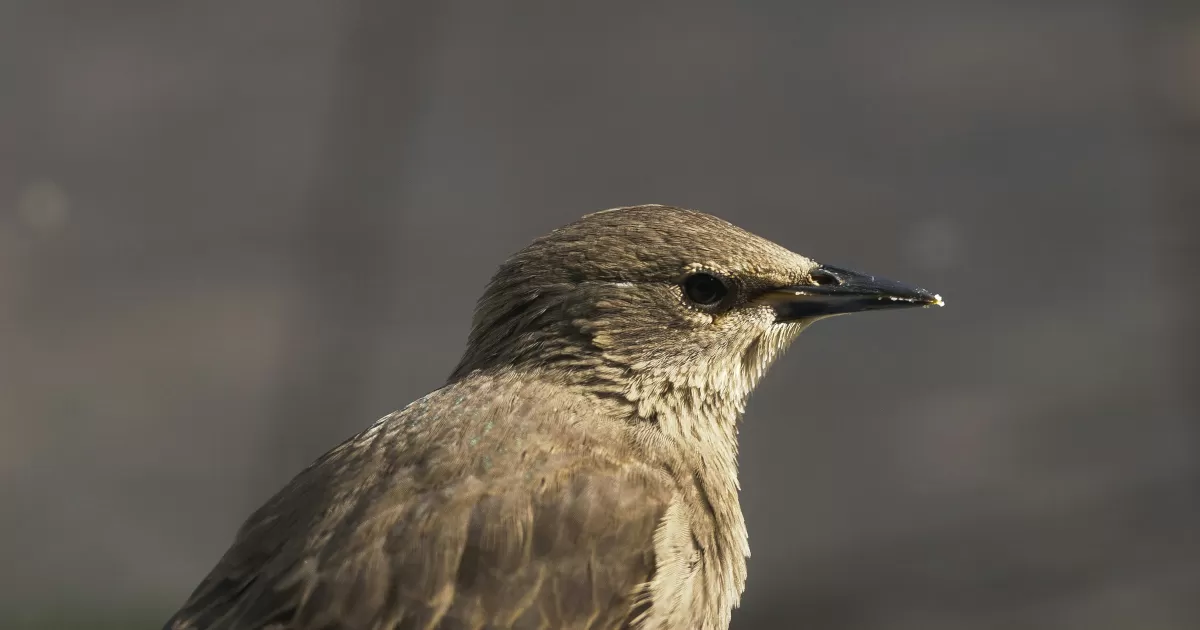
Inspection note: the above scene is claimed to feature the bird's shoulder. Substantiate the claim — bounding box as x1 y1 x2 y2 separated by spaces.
165 375 681 630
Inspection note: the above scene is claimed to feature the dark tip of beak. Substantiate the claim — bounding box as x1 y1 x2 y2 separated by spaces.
767 264 944 322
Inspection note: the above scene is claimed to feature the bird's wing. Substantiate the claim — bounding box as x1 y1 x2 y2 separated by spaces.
163 445 674 630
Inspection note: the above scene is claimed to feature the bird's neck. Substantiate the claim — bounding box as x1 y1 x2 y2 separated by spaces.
625 366 751 593
626 369 744 461
615 326 806 607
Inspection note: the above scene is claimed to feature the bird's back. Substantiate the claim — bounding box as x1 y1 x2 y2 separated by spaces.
163 371 683 630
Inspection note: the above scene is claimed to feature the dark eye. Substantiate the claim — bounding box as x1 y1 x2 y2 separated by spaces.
682 273 729 307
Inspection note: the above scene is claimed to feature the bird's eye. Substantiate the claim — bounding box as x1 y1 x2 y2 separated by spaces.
682 273 729 307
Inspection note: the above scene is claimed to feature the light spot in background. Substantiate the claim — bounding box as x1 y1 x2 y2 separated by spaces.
1157 19 1200 122
905 216 961 270
16 179 71 233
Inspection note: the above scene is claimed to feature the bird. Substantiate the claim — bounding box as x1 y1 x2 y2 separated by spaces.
163 204 943 630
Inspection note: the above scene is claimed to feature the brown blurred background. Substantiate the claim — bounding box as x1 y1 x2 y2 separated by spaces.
2 1 1198 628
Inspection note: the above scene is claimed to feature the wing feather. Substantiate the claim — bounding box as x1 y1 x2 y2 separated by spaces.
164 444 673 630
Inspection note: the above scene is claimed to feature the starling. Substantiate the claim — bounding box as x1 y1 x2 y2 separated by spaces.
164 205 943 630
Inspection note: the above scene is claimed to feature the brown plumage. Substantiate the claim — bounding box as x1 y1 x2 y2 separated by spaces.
163 205 942 630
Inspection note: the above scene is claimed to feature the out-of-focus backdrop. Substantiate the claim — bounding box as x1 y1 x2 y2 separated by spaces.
2 1 1198 628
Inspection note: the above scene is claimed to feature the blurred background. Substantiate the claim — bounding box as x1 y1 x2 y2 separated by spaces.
2 1 1198 628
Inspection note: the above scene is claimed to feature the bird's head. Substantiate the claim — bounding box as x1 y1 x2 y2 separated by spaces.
451 205 941 424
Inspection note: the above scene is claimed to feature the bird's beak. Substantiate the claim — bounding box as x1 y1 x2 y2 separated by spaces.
764 264 944 322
